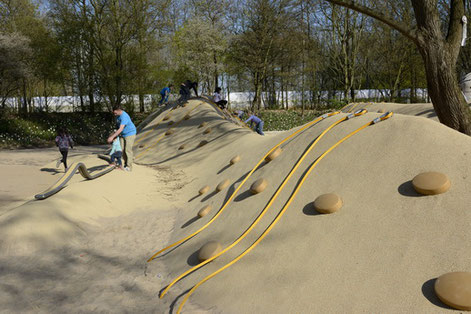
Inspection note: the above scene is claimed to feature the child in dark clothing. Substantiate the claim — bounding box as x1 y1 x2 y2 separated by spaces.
213 87 228 109
55 128 74 170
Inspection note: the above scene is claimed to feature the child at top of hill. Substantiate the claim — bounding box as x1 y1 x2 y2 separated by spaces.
55 128 74 170
213 87 228 109
245 112 265 135
159 84 173 105
109 131 123 170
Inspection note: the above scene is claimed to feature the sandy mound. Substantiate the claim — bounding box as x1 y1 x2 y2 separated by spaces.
1 99 469 313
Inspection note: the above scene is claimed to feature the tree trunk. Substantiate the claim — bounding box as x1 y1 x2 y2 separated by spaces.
419 41 471 134
252 72 262 111
21 79 28 116
89 91 95 113
213 52 219 91
139 93 145 113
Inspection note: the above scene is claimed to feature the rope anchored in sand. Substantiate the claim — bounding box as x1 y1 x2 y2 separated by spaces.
176 112 393 313
146 110 342 263
159 109 368 299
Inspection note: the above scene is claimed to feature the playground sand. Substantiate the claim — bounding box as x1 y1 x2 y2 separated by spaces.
0 100 470 313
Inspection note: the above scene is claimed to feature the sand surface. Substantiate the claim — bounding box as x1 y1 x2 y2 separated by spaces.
0 101 469 313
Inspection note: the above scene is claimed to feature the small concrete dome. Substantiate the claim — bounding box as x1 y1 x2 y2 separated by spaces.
203 127 212 134
265 147 282 162
435 272 471 310
313 193 342 214
138 144 144 148
216 179 230 192
412 172 451 195
230 155 241 165
184 114 191 120
250 178 268 194
178 144 187 150
198 205 212 218
163 115 170 121
165 129 174 135
198 241 222 262
199 186 210 195
198 140 209 147
199 121 208 128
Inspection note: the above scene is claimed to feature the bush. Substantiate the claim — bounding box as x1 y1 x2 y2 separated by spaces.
257 109 330 131
0 112 115 148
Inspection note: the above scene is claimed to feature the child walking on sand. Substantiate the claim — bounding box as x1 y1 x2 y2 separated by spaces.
55 128 74 170
109 133 123 170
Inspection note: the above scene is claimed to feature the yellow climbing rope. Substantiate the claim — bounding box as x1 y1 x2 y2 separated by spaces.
135 103 202 160
175 112 393 314
347 102 362 113
147 110 342 263
159 109 368 298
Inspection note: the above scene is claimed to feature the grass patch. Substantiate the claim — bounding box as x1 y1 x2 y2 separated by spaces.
257 109 330 131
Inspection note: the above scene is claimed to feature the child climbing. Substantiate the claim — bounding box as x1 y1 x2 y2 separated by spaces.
55 128 74 170
245 112 265 135
213 87 228 109
109 131 123 170
159 84 173 105
179 80 198 105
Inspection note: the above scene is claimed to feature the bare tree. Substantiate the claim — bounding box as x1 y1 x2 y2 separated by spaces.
325 0 471 135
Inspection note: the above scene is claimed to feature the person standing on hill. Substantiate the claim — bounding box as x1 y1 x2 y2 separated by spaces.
159 84 173 105
245 112 265 135
179 80 198 105
107 105 136 171
55 128 74 171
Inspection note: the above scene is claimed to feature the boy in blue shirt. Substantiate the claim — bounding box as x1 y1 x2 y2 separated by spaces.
245 112 265 135
107 105 137 171
109 131 123 170
159 84 173 105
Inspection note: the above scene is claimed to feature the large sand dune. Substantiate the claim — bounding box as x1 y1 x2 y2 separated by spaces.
0 100 469 313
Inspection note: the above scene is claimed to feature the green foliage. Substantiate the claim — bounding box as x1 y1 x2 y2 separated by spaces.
172 17 227 91
0 112 114 148
257 109 330 131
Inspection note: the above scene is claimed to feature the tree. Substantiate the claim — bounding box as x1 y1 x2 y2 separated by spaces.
172 18 227 93
0 33 32 110
325 0 471 135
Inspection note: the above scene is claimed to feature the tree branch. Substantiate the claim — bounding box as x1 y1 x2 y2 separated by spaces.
324 0 418 44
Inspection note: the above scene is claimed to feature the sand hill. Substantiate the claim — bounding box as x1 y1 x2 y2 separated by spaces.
0 99 469 313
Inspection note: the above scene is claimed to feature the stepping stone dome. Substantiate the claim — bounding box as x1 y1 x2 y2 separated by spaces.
230 155 241 165
412 171 451 195
199 185 210 195
435 272 471 310
198 241 222 262
198 205 212 218
265 147 282 162
313 193 342 214
216 179 230 192
250 178 268 194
